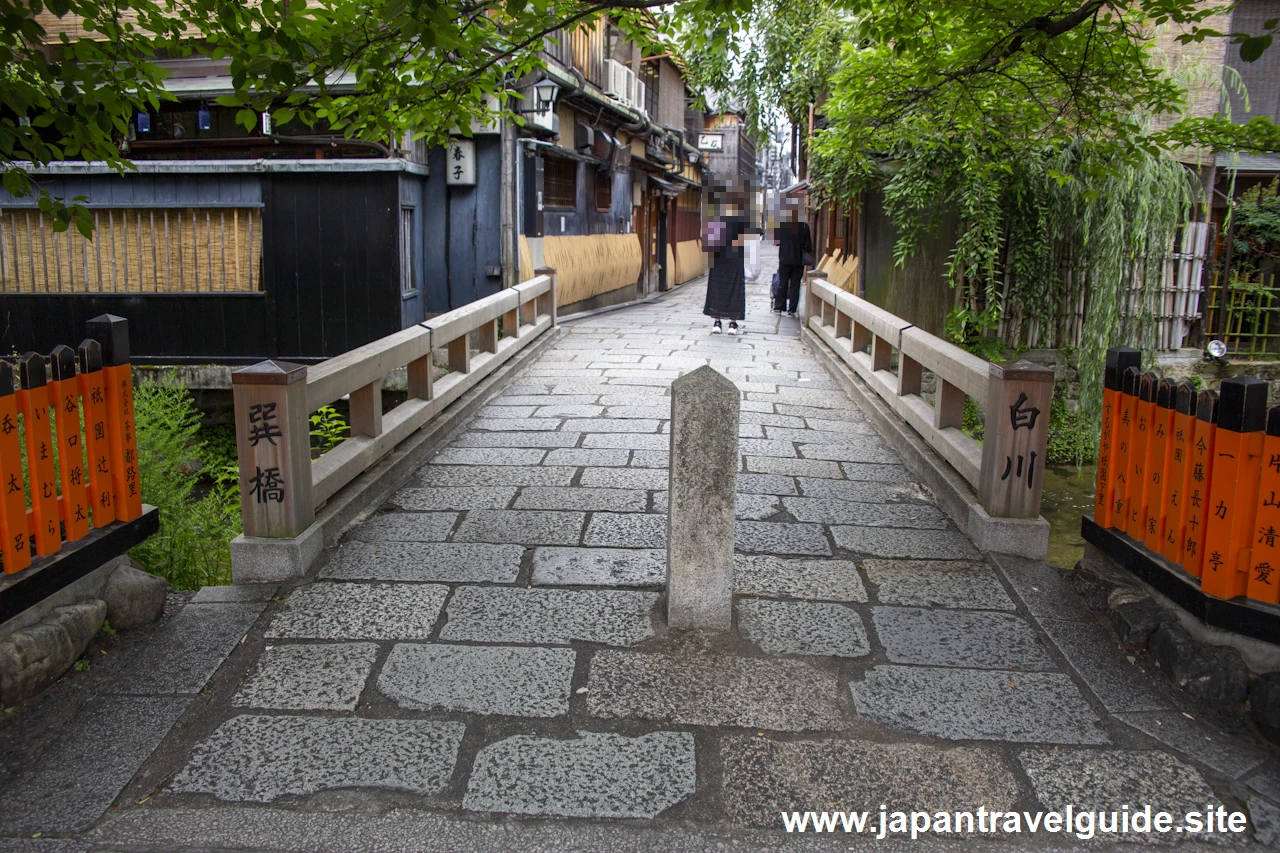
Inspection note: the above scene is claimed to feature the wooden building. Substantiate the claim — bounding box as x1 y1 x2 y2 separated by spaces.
0 16 706 363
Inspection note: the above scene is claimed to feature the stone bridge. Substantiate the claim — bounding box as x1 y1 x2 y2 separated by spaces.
0 245 1277 851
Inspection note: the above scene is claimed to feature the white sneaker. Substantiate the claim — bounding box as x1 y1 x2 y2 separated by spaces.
712 321 723 334
727 322 740 336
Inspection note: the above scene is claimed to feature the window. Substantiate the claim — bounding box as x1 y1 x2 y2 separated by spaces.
594 170 613 212
400 208 415 295
0 207 263 294
543 154 577 209
641 61 659 119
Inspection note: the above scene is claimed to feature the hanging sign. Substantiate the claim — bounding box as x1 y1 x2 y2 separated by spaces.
447 138 477 186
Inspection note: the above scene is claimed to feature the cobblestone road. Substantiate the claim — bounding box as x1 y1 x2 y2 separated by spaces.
2 245 1279 851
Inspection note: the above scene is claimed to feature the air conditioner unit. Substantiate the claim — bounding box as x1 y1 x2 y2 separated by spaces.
575 122 594 153
632 79 647 115
623 67 637 106
605 59 629 101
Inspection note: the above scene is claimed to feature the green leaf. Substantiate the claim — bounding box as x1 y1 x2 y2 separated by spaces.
1241 34 1273 62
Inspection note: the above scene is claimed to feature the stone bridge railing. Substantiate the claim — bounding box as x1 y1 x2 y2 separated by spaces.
805 271 1052 558
228 270 557 578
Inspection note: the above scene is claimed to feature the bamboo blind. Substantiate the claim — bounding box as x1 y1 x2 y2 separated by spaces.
0 207 263 294
544 233 642 306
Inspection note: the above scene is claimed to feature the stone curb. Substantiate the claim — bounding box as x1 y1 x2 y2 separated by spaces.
1075 551 1280 745
800 327 1048 559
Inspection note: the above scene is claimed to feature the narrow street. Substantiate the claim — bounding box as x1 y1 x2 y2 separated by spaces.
0 244 1274 851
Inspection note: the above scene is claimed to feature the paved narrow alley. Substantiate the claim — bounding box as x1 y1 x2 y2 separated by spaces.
1 244 1278 852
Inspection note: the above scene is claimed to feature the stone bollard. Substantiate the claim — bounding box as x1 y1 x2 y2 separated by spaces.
666 365 739 630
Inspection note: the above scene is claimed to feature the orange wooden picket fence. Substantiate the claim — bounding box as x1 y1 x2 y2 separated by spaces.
0 314 142 575
1095 346 1279 604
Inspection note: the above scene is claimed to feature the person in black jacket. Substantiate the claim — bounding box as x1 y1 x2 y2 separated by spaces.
773 205 812 316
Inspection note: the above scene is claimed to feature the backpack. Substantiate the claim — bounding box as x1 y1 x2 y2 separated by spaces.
702 219 727 249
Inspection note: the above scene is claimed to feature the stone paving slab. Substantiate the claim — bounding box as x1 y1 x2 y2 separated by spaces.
737 599 869 657
587 650 846 731
720 736 1019 829
629 450 670 468
582 433 669 450
737 439 799 458
832 526 980 559
232 643 378 711
1019 749 1224 844
190 584 278 604
449 431 583 448
430 448 547 466
862 559 1015 610
266 583 448 640
414 465 576 487
378 644 575 717
463 731 696 819
744 456 844 479
321 542 524 583
735 555 867 601
851 665 1109 744
871 607 1056 670
1114 710 1268 778
477 405 540 419
468 417 566 432
515 487 648 513
799 443 900 464
0 697 189 834
782 497 948 528
736 473 798 495
734 493 783 520
350 512 458 542
738 411 806 428
562 418 662 432
581 467 669 490
105 603 266 695
390 486 518 511
1037 618 1174 714
604 405 671 419
170 716 465 802
531 547 665 587
792 477 895 503
534 405 607 420
500 395 599 406
440 587 657 646
735 521 831 556
453 510 586 545
840 462 916 483
583 513 666 548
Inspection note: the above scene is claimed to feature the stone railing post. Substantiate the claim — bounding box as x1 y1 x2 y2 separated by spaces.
805 270 827 321
230 360 321 582
535 266 558 327
666 365 739 630
978 360 1054 519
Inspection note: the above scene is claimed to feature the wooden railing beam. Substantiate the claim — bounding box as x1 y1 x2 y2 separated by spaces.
349 379 383 438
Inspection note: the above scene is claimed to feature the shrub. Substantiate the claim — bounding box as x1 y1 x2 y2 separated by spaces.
128 378 240 589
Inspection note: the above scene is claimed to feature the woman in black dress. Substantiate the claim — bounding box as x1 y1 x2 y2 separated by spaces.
703 202 749 335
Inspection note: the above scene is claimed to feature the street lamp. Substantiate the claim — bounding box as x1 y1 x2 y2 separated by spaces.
523 79 559 115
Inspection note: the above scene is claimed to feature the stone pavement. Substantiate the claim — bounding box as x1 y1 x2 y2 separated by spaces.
2 243 1280 851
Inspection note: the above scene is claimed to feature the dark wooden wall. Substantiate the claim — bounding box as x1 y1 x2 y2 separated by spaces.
860 188 958 337
262 173 401 360
0 171 404 363
424 137 504 313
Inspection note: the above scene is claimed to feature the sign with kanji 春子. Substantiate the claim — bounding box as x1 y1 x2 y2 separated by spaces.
446 139 476 186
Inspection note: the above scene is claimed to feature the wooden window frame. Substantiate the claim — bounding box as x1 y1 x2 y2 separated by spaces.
543 154 577 210
594 170 613 213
